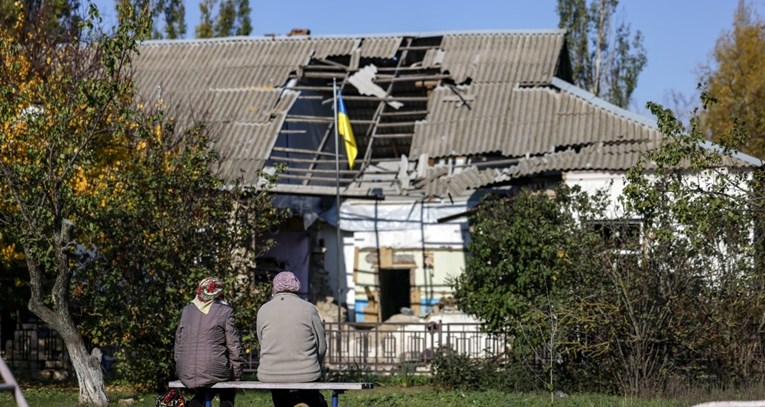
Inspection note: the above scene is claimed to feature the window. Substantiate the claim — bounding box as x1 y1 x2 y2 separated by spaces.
590 220 642 252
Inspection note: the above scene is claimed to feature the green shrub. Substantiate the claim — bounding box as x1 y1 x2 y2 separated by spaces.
430 352 483 390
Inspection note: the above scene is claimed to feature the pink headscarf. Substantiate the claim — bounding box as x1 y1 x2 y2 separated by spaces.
272 271 300 295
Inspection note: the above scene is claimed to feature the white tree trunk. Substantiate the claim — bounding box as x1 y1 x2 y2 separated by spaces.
28 307 109 406
25 236 109 406
28 284 108 405
64 336 108 406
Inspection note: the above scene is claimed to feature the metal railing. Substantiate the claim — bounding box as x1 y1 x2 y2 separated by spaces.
323 321 510 372
2 320 507 378
0 355 29 407
243 321 510 374
1 323 70 380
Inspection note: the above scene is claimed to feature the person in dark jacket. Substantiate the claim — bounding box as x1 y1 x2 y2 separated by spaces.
257 271 327 407
175 276 244 407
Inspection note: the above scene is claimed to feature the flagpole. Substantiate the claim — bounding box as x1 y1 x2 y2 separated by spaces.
333 78 343 327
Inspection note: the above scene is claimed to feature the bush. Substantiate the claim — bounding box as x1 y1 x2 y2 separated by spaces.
430 352 482 390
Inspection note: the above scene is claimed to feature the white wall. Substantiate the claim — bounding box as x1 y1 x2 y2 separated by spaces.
564 170 628 218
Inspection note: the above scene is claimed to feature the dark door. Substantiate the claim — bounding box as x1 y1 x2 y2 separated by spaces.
379 268 411 322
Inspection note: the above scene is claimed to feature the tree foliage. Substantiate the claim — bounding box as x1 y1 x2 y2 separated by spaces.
0 1 283 401
700 0 765 158
116 0 186 40
195 0 252 38
0 3 150 404
457 92 765 396
619 95 765 390
0 0 81 40
455 189 582 338
557 0 646 109
154 0 186 39
69 105 286 390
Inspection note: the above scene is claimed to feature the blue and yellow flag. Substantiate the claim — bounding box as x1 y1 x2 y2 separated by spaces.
337 93 358 169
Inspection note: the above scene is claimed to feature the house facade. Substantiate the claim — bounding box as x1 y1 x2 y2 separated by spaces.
132 29 670 323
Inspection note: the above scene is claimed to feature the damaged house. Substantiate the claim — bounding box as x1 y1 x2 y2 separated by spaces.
132 29 667 323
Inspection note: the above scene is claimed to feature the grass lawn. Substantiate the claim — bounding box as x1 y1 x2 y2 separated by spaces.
0 384 689 407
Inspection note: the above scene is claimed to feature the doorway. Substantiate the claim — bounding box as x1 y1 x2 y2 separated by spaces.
379 268 411 322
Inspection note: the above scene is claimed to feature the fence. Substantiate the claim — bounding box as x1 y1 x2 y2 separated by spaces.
322 321 511 373
243 321 510 374
1 322 70 380
2 320 509 377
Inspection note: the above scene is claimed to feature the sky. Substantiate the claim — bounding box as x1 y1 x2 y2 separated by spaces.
94 0 765 119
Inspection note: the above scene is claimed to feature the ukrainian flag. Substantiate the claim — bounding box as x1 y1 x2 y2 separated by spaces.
337 93 358 169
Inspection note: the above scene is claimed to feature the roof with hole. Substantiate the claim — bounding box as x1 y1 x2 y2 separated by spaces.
130 30 716 199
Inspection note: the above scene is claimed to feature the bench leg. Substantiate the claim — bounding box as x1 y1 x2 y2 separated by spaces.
331 390 344 407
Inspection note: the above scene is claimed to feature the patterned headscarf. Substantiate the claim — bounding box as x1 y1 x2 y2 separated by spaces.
195 276 224 302
272 271 300 295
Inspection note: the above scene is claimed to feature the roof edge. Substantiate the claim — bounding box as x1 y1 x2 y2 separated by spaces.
550 78 764 167
698 140 764 167
139 29 567 46
551 77 658 129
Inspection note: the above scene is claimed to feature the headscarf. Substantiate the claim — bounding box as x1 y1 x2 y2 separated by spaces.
272 271 300 295
196 276 224 302
192 276 224 314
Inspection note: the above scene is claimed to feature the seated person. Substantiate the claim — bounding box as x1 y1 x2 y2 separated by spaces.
174 276 244 407
257 271 327 407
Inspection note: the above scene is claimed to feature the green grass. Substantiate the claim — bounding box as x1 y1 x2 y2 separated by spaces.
0 385 685 407
5 380 765 407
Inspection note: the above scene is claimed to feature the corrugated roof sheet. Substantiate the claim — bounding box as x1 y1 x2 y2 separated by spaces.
311 37 358 59
129 31 679 198
438 32 564 84
212 119 286 183
359 37 402 58
412 84 662 160
496 142 655 182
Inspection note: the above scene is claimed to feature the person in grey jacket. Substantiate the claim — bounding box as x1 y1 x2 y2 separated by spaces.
257 271 327 407
175 276 244 407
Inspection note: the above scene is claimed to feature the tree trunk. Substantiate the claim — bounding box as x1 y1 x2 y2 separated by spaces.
26 246 108 406
60 327 108 406
593 0 608 96
28 301 108 406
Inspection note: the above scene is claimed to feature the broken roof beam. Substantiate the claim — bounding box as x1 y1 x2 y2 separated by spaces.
284 115 333 124
342 95 429 102
295 95 325 101
372 133 413 139
271 146 335 157
301 111 338 185
276 173 356 183
313 58 348 68
352 38 413 183
284 115 375 124
281 166 397 176
380 110 429 117
376 66 442 72
398 45 443 51
299 64 347 71
271 184 381 198
286 85 334 92
298 72 351 79
277 172 353 181
373 74 451 83
375 121 416 128
269 155 345 165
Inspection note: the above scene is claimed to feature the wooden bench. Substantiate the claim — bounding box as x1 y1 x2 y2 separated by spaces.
168 380 373 407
